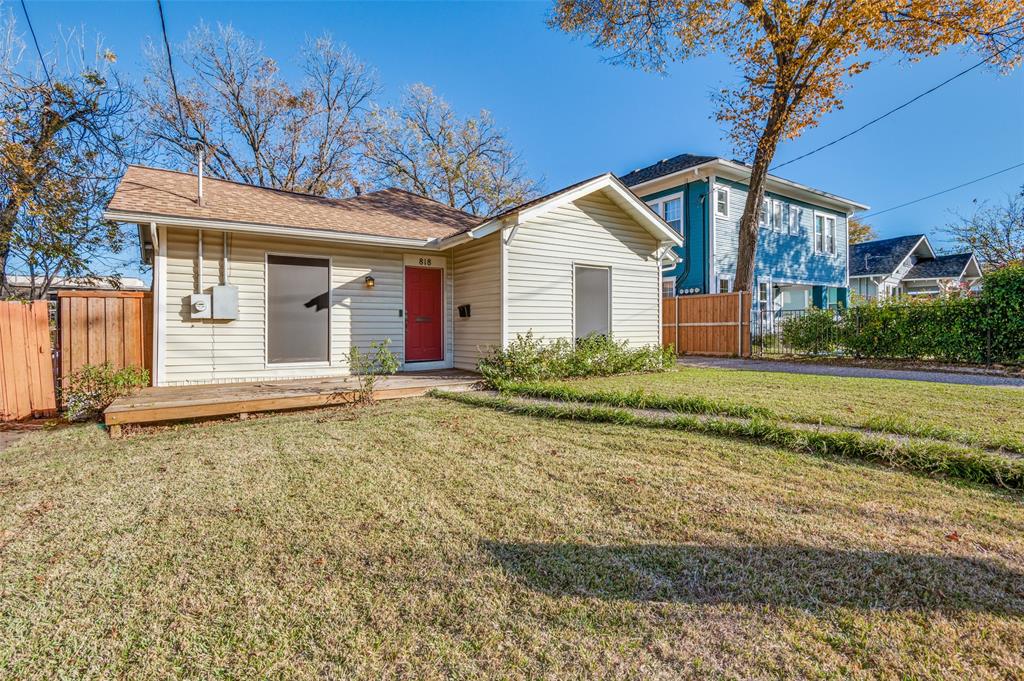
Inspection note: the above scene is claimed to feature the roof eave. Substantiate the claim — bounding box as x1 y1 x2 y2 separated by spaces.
626 158 869 213
103 209 442 250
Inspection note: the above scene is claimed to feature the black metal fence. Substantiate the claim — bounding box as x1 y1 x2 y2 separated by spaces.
751 305 1006 366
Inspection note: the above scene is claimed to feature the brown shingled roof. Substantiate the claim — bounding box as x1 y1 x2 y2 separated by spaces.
107 165 480 240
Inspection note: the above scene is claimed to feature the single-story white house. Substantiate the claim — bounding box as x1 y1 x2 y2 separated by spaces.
849 234 983 300
105 166 681 386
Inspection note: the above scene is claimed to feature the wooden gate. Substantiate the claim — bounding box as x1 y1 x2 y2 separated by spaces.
662 292 751 357
0 300 57 420
57 291 153 391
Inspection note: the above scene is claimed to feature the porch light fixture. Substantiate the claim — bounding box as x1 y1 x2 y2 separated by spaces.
364 274 375 289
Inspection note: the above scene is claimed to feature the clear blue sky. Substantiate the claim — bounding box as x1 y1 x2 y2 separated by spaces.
22 0 1024 276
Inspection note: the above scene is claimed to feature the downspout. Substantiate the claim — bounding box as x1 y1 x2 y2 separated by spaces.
149 222 160 387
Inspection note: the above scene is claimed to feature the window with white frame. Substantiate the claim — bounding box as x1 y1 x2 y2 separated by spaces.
772 200 783 232
662 280 675 298
715 187 729 218
813 214 837 254
757 281 770 308
647 196 683 234
788 205 800 235
759 198 769 228
718 276 732 293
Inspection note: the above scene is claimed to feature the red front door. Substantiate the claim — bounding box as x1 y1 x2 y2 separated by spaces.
405 266 444 362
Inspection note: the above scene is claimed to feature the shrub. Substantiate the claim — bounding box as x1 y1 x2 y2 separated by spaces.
347 339 400 403
478 331 674 386
980 263 1024 364
779 308 840 354
63 363 150 422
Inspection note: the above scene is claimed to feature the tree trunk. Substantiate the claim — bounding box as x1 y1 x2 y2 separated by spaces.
733 111 788 293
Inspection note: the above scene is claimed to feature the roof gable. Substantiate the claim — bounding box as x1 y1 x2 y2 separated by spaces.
904 252 979 280
451 173 682 247
849 234 929 277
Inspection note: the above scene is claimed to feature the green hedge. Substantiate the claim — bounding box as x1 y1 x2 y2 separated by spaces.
780 263 1024 365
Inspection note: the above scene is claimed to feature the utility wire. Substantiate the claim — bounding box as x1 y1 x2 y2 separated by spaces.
19 0 52 88
860 162 1024 218
156 0 186 133
771 34 1024 171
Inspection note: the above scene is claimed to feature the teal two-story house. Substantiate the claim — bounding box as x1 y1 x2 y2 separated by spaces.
620 154 868 312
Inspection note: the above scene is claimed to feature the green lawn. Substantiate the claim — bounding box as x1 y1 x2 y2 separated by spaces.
549 367 1024 451
1 397 1022 678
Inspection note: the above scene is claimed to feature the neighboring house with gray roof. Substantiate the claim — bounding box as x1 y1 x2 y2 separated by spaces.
849 234 982 300
619 153 868 314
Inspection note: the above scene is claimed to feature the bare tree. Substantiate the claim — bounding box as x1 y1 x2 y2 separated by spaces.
144 23 378 197
0 8 140 299
362 84 540 216
944 188 1024 270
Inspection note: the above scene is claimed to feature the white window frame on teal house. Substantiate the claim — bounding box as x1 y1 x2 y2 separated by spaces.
646 193 684 232
813 212 837 255
717 275 733 293
714 187 730 218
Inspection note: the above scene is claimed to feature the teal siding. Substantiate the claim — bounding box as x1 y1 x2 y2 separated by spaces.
643 181 709 294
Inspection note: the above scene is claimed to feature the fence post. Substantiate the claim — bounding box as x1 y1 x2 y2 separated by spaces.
736 291 743 357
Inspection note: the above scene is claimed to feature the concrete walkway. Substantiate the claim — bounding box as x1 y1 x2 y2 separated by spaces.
678 356 1024 388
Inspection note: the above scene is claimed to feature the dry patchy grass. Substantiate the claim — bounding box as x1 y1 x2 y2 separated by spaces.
551 367 1024 451
0 398 1022 679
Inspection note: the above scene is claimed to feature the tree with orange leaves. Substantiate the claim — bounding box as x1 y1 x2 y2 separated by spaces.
550 0 1022 291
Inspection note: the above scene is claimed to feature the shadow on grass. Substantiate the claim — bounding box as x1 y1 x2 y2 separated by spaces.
482 541 1024 615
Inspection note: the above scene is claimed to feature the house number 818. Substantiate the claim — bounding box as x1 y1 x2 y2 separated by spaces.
418 257 432 266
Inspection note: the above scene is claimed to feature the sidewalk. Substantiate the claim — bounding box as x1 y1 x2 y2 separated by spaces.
678 356 1024 388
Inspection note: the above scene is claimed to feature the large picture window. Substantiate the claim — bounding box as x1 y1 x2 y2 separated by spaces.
574 265 611 339
267 254 330 364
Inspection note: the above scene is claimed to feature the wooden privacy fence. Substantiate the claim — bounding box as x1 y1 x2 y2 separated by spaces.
57 291 153 392
0 301 57 420
662 292 751 357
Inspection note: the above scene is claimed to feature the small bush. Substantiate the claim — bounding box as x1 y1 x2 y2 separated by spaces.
478 331 674 386
780 308 840 354
63 363 150 422
347 339 400 403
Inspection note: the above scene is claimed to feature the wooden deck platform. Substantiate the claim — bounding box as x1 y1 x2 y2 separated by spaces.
103 369 480 432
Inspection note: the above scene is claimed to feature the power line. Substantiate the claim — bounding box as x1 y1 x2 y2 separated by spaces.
156 0 186 132
770 34 1024 171
860 162 1024 218
19 0 52 88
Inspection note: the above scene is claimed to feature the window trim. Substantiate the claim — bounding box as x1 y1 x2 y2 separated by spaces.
714 186 730 218
264 251 333 368
572 262 613 339
646 192 685 231
717 275 733 294
813 211 837 255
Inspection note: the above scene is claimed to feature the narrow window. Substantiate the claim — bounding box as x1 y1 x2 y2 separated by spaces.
267 255 330 364
826 216 837 254
814 215 825 252
663 198 682 232
661 280 675 298
718 277 731 293
772 200 783 232
715 188 729 218
759 198 769 228
788 206 800 235
575 265 611 339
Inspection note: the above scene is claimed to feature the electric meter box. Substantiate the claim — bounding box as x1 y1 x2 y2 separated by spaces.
190 293 212 319
211 285 239 320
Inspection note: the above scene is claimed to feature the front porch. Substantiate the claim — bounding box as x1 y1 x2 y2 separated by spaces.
103 369 480 434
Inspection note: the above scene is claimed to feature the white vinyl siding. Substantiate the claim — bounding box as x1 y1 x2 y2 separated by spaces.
161 227 452 385
451 233 501 370
505 192 660 347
